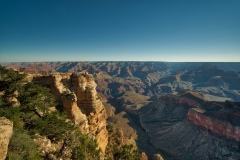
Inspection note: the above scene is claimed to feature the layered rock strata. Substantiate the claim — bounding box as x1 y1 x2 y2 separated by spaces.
32 72 108 152
138 93 240 159
188 107 240 142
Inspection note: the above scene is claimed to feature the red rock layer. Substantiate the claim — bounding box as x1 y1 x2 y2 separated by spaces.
188 108 240 142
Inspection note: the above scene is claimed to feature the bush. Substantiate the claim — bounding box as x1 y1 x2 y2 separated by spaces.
70 132 100 160
114 144 141 160
0 66 26 94
29 111 74 141
7 129 41 160
105 125 142 160
19 82 56 114
0 107 24 130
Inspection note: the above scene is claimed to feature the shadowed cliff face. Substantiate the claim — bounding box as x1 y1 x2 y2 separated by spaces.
32 72 108 153
138 92 240 159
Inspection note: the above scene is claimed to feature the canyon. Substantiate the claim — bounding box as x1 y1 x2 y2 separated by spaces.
138 91 240 159
2 61 240 159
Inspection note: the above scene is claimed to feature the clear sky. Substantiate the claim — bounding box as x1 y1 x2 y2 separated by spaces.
0 0 240 62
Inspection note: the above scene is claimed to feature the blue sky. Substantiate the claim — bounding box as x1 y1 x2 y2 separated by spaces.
0 0 240 62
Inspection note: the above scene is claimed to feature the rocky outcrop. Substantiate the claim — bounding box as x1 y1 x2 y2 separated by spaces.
34 136 65 159
0 117 13 160
61 92 89 132
32 72 108 153
70 73 108 152
152 154 164 160
141 152 148 160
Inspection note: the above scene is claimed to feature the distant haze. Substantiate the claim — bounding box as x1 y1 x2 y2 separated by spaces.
0 0 240 62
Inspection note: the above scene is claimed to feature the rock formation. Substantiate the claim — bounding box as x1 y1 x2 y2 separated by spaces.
61 92 89 132
141 152 148 160
0 117 13 160
32 72 108 153
34 136 65 158
152 154 164 160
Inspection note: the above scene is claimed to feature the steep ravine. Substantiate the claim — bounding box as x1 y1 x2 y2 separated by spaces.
108 90 240 159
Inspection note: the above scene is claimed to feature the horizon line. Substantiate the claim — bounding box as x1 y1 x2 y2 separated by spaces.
1 61 240 64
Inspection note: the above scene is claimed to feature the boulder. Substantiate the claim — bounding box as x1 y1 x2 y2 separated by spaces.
0 117 13 160
152 154 164 160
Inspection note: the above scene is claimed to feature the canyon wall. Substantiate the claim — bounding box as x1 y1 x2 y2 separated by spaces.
188 108 240 142
138 93 240 159
31 72 108 153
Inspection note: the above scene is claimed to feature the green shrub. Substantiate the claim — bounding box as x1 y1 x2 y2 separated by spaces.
7 129 41 160
70 132 100 160
0 107 24 130
0 66 26 94
29 111 74 141
114 144 141 160
19 82 56 114
105 124 142 160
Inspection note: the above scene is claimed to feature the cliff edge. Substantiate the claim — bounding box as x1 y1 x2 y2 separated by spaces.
32 72 108 153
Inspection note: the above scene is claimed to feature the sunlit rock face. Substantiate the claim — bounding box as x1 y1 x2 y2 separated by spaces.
71 73 102 115
61 92 89 132
34 136 65 158
0 117 13 160
32 72 108 153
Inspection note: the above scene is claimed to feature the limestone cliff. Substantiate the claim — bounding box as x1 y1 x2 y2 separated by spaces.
0 117 13 160
31 72 108 153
